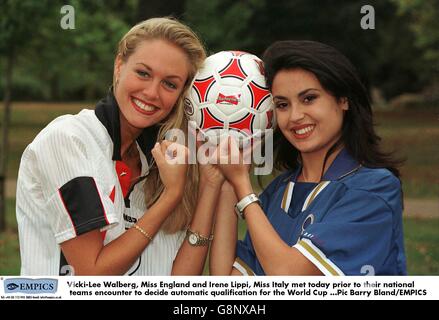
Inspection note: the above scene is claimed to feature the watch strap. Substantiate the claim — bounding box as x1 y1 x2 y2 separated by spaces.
186 229 213 246
234 193 261 219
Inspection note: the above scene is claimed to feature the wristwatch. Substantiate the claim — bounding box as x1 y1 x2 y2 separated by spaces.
186 229 213 246
234 193 261 219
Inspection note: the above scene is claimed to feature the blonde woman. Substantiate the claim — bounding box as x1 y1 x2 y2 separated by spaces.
16 17 218 275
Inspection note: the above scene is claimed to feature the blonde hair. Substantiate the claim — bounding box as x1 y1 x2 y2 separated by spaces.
115 17 206 233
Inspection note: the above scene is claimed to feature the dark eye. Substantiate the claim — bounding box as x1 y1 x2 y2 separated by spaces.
303 95 317 104
274 101 288 109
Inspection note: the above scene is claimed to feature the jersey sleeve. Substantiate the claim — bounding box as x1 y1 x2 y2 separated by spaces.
293 188 397 275
32 127 118 244
233 174 286 275
234 235 258 276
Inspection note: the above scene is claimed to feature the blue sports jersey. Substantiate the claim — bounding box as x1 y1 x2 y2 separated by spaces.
234 149 407 276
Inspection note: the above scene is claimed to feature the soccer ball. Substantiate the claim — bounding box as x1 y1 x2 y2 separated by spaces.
184 51 275 146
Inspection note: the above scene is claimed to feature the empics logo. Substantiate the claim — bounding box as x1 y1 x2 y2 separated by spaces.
4 278 58 294
6 283 19 291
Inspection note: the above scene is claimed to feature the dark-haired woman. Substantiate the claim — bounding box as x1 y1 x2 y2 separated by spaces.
209 40 406 276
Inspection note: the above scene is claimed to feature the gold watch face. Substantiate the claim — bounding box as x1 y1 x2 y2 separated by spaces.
188 233 198 245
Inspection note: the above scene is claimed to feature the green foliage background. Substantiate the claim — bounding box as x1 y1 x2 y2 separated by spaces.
0 0 438 102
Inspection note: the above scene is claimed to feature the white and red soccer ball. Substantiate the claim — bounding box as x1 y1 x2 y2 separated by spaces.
184 51 275 146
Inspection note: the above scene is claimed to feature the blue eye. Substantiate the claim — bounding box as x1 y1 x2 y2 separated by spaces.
163 80 177 90
136 70 150 78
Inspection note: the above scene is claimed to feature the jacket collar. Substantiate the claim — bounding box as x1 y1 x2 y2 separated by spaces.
321 148 361 181
94 89 159 163
285 148 361 183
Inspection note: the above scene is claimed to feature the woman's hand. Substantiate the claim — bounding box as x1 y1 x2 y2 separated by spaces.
197 140 225 189
216 136 251 189
151 140 188 198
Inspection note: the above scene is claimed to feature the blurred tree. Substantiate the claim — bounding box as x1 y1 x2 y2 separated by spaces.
184 0 264 53
13 0 130 101
137 0 186 22
0 0 131 230
67 0 130 100
186 0 431 99
1 0 436 101
0 0 49 231
246 0 429 99
392 0 439 79
370 2 428 99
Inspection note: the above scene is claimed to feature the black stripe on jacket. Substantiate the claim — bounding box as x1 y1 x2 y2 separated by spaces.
59 176 109 236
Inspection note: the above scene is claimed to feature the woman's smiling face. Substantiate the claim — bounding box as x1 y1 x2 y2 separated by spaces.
114 39 190 131
272 68 348 156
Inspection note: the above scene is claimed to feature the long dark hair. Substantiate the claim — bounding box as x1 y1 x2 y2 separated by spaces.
263 40 402 178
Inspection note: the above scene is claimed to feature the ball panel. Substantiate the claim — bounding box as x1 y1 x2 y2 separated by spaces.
228 110 255 135
192 76 216 103
247 81 271 110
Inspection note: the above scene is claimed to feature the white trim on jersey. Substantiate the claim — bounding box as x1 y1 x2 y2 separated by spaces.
281 182 294 213
294 238 345 276
233 258 256 276
301 181 331 212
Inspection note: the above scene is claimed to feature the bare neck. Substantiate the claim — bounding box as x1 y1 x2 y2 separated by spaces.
299 146 343 183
